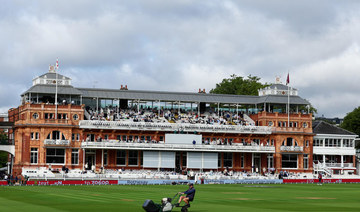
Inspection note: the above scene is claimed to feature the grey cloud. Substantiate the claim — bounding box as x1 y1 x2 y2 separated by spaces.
1 0 360 117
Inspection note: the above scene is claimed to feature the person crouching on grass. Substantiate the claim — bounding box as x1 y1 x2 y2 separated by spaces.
175 183 196 207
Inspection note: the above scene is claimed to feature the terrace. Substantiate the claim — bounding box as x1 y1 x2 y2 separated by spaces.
79 120 273 134
81 140 275 153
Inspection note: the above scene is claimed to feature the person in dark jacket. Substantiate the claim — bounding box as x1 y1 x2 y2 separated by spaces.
175 183 196 207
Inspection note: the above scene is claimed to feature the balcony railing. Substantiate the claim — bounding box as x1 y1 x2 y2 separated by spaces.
79 120 273 134
280 146 304 152
81 141 275 153
314 162 355 169
325 163 354 168
44 139 70 146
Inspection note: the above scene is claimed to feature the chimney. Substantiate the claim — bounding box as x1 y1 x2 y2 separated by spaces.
121 85 123 89
125 85 128 90
203 89 206 93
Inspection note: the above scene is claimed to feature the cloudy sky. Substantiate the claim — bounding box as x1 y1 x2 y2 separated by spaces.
1 0 360 118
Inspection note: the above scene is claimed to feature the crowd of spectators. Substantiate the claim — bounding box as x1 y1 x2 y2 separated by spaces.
86 106 250 126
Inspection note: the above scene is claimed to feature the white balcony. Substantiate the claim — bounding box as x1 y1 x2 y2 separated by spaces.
313 147 356 156
79 120 273 134
81 141 275 153
280 146 303 152
325 163 355 168
44 139 70 146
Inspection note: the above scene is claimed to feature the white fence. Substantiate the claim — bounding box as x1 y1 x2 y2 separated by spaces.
81 141 275 153
79 120 273 134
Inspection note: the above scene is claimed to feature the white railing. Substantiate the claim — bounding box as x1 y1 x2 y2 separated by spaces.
325 163 354 168
79 120 273 134
44 139 70 146
81 141 275 153
280 146 304 152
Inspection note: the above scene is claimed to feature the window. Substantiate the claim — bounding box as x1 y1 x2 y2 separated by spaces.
45 113 55 119
159 136 164 141
343 139 354 147
218 153 222 168
223 152 233 168
140 151 143 166
270 139 275 146
267 154 274 169
128 150 138 166
314 139 323 146
30 148 38 164
128 135 133 141
46 148 65 164
146 136 151 141
104 150 108 166
32 113 39 119
140 136 145 141
282 154 297 169
72 133 80 141
52 131 60 140
282 137 297 146
253 139 260 145
303 154 309 170
241 154 244 168
116 150 126 166
182 152 187 167
71 149 79 165
117 135 121 141
122 135 127 141
104 134 109 140
268 121 273 126
87 134 95 141
73 114 79 120
305 140 309 147
303 122 308 128
31 132 39 140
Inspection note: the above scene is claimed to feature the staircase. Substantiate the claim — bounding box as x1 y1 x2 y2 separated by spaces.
243 114 255 125
84 109 91 120
313 162 332 176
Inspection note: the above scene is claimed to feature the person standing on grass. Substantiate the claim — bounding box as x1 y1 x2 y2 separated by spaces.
318 172 322 185
175 183 196 207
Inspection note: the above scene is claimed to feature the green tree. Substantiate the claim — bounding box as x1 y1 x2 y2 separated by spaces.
0 132 7 145
210 74 267 96
341 106 360 148
0 132 9 168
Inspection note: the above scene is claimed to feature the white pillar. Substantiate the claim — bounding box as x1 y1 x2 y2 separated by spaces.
341 155 344 167
323 155 326 163
217 102 220 117
82 149 86 171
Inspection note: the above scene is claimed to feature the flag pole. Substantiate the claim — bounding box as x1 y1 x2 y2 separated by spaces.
287 72 290 127
55 58 59 120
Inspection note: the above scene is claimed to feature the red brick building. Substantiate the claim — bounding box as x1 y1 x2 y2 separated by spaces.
9 67 318 175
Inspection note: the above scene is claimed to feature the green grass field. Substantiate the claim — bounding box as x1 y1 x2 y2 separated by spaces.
1 184 360 211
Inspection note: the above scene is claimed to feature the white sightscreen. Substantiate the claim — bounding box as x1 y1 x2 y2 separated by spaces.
143 151 175 168
202 153 218 169
165 134 202 145
187 152 218 169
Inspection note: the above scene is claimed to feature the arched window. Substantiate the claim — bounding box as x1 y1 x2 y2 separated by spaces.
282 137 298 146
46 131 66 140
